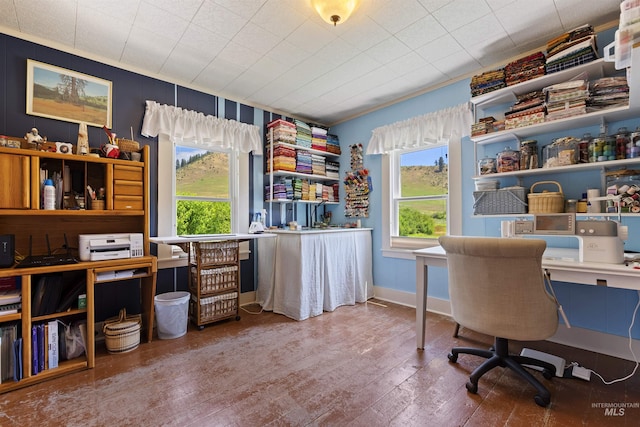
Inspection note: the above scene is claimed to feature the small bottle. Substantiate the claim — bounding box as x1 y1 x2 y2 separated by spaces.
44 179 56 210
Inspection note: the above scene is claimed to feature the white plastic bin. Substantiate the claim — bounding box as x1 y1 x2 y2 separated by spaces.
154 291 190 339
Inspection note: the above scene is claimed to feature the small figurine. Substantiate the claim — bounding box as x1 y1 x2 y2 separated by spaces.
25 127 44 146
77 122 89 155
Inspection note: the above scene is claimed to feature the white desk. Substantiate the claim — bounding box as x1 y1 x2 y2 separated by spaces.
150 233 277 245
257 228 374 321
414 245 640 349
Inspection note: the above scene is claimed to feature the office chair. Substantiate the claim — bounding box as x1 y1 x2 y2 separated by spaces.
438 236 559 407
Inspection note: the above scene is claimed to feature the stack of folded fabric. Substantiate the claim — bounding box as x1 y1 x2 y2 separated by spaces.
588 77 629 112
311 125 328 151
470 68 506 97
331 183 340 202
471 116 496 137
309 183 317 201
325 160 340 180
266 119 296 144
295 119 312 148
301 180 310 201
505 51 546 86
504 91 546 129
295 150 313 174
292 178 303 200
266 144 296 173
545 24 597 74
311 154 326 176
326 134 341 155
544 78 589 121
266 180 288 200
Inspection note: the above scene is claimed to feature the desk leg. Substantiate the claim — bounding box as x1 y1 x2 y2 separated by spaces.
416 258 428 350
86 269 96 368
141 258 158 343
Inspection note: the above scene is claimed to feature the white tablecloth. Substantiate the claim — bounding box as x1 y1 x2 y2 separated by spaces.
256 229 374 320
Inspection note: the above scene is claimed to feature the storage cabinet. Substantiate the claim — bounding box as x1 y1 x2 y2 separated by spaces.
469 49 640 214
0 145 156 394
187 240 240 329
0 153 30 209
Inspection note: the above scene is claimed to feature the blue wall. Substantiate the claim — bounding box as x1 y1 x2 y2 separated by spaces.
329 28 640 340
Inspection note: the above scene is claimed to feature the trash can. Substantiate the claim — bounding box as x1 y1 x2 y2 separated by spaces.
154 291 190 339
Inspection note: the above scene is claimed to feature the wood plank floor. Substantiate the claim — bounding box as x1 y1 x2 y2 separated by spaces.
1 300 639 426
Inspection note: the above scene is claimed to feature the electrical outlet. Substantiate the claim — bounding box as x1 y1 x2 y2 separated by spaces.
572 365 591 381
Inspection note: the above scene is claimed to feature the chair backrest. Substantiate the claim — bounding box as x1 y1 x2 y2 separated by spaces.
438 236 558 341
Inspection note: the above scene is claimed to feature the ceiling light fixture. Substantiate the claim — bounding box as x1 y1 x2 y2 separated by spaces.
311 0 360 26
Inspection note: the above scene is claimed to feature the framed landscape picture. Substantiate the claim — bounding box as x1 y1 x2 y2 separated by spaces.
26 59 112 128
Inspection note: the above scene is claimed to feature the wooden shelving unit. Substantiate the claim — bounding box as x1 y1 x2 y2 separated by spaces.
0 145 156 393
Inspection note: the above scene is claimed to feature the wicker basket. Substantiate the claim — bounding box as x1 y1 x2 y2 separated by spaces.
191 265 238 294
103 308 141 354
473 186 527 215
528 180 565 213
190 292 238 323
116 138 140 153
194 241 239 265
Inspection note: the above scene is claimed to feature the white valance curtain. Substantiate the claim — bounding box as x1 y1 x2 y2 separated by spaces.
141 100 262 155
366 102 473 154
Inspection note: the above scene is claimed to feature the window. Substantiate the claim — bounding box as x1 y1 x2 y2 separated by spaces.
388 144 449 251
157 134 249 260
175 144 232 235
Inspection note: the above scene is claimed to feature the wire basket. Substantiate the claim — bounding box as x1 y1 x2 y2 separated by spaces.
528 181 565 213
473 186 527 215
116 138 140 153
103 308 141 354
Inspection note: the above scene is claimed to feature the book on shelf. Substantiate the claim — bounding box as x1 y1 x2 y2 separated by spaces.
32 274 64 316
0 302 21 316
13 337 22 381
0 289 20 306
31 325 38 375
47 320 58 369
0 323 18 383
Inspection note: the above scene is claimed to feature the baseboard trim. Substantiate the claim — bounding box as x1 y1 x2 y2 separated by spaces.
371 285 640 362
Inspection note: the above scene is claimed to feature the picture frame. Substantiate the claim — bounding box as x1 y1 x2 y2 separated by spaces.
26 59 112 128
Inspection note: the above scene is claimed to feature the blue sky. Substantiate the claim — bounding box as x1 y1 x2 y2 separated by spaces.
34 67 108 97
401 146 449 167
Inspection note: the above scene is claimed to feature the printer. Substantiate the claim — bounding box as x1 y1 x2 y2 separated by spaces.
78 233 144 261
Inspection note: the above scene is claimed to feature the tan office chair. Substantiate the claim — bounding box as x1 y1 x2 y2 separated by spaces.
438 236 559 407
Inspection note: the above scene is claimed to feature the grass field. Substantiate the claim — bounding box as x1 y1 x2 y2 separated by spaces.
400 165 448 237
32 97 107 125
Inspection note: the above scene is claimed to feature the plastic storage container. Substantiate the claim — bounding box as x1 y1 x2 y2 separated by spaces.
496 146 520 173
519 140 538 170
154 291 190 339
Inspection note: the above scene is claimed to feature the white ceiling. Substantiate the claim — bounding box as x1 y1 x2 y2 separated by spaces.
0 0 623 125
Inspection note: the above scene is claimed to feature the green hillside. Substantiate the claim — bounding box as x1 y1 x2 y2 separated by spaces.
400 165 448 237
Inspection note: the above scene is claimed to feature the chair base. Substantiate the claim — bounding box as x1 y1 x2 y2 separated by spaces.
448 337 556 407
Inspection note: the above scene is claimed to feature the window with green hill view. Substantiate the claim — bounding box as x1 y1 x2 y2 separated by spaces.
175 146 231 235
398 146 448 238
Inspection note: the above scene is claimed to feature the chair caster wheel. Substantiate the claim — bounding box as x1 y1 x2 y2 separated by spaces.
448 352 458 363
542 368 554 380
197 325 204 331
534 394 550 407
465 381 478 394
235 315 241 321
